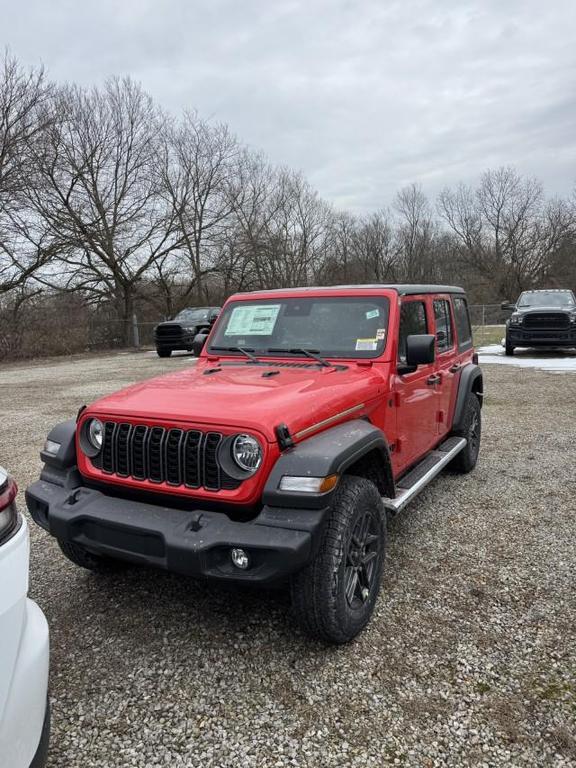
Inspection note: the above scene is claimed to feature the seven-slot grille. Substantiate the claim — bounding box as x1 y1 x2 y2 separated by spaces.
523 312 570 329
97 422 240 491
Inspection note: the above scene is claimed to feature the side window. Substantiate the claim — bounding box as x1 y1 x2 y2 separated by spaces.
398 300 428 361
452 297 473 349
433 299 454 353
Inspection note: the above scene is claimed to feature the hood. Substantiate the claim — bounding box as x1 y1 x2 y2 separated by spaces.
517 305 574 314
155 320 194 328
87 360 388 442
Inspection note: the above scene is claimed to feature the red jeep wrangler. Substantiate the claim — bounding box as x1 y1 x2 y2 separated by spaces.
27 285 482 643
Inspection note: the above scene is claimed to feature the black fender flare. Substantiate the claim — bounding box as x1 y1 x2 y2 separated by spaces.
452 364 483 433
263 419 393 509
38 419 81 488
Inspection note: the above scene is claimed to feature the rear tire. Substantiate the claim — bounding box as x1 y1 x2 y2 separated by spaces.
157 347 172 358
450 394 481 473
58 540 126 572
291 476 386 644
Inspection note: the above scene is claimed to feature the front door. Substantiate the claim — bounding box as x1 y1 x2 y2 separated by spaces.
393 296 438 473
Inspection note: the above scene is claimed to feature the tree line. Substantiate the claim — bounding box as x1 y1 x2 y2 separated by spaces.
1 53 575 358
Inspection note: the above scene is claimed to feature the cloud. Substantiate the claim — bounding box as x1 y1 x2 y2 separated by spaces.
3 0 575 211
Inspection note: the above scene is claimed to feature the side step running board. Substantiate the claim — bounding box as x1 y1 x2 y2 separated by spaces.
381 436 467 513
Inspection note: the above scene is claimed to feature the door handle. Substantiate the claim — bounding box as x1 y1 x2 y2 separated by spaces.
426 374 441 386
449 363 462 373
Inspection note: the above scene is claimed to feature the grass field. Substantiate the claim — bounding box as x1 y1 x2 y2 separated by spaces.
473 324 505 347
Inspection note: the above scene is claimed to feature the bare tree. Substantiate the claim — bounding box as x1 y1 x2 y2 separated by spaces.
225 151 280 290
237 168 331 289
354 211 398 282
26 77 182 342
0 52 52 295
394 183 436 281
438 167 572 297
158 112 240 306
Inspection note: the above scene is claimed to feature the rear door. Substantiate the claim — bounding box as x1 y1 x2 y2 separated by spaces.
432 296 458 437
393 296 438 472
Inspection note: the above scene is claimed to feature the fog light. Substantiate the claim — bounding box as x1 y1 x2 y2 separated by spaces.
231 548 250 570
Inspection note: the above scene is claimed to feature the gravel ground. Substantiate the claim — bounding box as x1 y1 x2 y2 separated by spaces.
1 351 575 767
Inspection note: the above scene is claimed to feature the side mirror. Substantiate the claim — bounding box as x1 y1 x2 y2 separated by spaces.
501 302 516 311
192 333 208 356
398 334 435 375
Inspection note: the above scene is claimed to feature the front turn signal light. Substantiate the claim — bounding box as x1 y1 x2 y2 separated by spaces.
278 474 339 493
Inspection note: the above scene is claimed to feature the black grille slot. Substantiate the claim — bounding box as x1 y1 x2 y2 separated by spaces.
131 425 148 480
204 432 222 490
115 423 132 476
148 427 166 483
102 422 117 473
184 431 202 488
165 429 184 485
97 423 242 492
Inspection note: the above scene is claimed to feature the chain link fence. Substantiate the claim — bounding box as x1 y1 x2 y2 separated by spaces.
469 304 507 347
0 304 507 361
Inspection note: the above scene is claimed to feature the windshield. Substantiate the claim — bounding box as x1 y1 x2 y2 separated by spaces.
518 291 576 308
174 308 211 324
208 296 390 359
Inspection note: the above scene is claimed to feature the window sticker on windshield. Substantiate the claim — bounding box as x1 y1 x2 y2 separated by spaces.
365 308 380 319
376 328 386 340
225 304 281 336
355 338 378 351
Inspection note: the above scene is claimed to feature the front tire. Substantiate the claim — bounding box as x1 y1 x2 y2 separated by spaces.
58 540 126 572
156 347 172 358
505 336 514 356
450 394 481 473
291 476 386 644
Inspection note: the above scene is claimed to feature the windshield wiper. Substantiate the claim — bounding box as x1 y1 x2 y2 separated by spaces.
267 347 332 367
210 345 260 363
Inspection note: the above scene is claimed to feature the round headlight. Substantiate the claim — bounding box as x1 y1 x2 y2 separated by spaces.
232 434 262 473
87 418 104 451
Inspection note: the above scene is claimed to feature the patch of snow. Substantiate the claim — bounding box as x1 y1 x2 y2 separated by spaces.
478 344 576 373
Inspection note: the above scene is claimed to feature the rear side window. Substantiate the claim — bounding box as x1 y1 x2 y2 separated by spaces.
398 300 428 361
452 297 473 350
433 299 454 353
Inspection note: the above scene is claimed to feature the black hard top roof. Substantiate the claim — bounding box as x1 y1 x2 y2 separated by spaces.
242 284 466 296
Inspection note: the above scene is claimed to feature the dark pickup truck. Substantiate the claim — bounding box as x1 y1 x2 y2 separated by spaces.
502 289 576 355
154 307 220 357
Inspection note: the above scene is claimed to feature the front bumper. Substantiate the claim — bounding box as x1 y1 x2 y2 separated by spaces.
26 481 328 584
507 326 576 347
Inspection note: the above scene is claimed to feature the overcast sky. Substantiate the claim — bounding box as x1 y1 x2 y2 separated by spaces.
3 0 575 212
